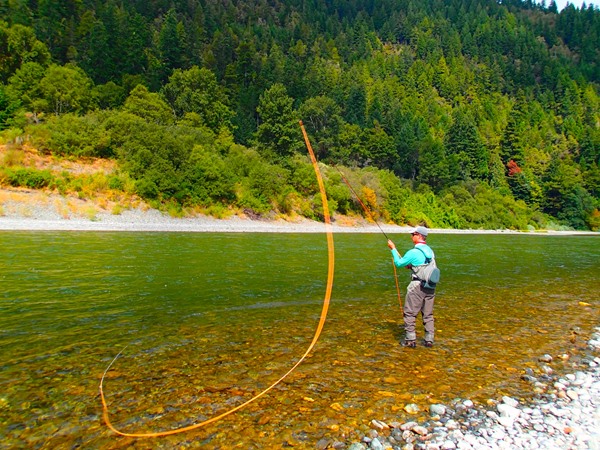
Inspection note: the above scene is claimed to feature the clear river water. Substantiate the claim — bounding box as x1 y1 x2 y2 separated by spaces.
1 231 598 449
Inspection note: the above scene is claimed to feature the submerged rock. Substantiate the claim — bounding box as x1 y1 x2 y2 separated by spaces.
404 403 420 414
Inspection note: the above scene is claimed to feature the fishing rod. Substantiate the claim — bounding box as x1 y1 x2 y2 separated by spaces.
333 166 389 240
333 166 403 308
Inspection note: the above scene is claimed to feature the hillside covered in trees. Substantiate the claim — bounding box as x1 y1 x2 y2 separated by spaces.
0 0 599 230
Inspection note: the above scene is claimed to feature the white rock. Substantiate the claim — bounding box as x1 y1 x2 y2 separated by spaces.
402 430 414 441
541 365 554 375
544 416 563 431
370 437 384 450
491 427 506 439
449 429 465 440
486 411 499 420
445 419 459 430
498 403 521 419
401 421 418 431
371 419 389 431
413 425 429 436
462 434 480 447
425 443 441 450
456 441 473 450
430 404 447 416
549 406 569 417
501 396 519 408
497 416 515 428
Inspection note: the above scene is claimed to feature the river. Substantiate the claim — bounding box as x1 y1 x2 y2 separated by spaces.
1 231 598 448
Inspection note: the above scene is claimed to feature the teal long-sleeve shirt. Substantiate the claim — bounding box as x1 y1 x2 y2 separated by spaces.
391 243 434 268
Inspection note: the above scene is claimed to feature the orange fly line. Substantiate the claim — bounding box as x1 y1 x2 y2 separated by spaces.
98 121 335 438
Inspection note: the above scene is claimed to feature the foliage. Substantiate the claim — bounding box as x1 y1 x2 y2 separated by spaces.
29 112 113 157
445 108 489 182
0 84 21 130
0 0 599 229
122 85 174 126
298 95 344 161
0 22 51 84
161 66 233 132
255 83 301 161
39 64 94 115
2 167 53 189
5 61 46 117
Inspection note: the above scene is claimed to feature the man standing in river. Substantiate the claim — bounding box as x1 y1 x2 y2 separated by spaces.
387 226 437 348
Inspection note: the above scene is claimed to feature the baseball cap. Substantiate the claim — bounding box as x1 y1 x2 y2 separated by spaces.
409 226 429 237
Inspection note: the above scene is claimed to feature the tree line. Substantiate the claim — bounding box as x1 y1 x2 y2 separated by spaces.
0 0 598 230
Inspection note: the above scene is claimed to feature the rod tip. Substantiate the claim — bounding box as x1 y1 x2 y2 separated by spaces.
299 120 303 126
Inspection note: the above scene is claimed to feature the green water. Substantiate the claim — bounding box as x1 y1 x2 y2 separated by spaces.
1 231 598 449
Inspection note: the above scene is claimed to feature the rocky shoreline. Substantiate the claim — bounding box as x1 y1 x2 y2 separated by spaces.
1 187 598 234
0 202 596 235
337 329 600 450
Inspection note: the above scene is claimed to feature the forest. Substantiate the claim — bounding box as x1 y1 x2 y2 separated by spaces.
0 0 599 230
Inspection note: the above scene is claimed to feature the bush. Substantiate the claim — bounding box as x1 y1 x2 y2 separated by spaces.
0 128 25 145
29 112 114 157
135 177 159 199
184 145 236 204
4 167 54 188
2 146 25 166
108 175 124 190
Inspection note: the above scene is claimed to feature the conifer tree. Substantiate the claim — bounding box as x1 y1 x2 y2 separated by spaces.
445 109 489 182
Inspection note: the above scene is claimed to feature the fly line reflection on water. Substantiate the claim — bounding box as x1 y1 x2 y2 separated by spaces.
0 231 598 448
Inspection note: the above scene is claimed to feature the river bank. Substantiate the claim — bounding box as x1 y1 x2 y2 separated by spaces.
0 194 596 235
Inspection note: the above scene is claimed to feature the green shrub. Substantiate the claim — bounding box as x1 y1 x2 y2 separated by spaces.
2 146 25 166
107 175 124 190
203 203 232 219
135 177 159 199
184 145 236 204
29 112 114 157
4 167 53 188
0 128 24 145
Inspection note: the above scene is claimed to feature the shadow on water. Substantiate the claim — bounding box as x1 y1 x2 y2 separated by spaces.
0 231 598 448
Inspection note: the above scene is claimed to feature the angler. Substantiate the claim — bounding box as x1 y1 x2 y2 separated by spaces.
387 226 439 348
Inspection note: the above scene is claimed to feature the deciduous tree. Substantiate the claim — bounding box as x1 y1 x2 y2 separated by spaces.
161 66 233 132
123 84 174 125
255 83 301 161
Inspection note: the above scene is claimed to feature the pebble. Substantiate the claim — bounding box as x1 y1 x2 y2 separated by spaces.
430 404 447 416
404 403 420 414
350 327 600 450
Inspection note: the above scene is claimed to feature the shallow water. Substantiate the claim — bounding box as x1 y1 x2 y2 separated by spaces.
1 231 598 448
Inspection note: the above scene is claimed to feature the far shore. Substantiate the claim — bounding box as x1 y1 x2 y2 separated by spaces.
0 207 596 235
1 187 596 234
